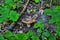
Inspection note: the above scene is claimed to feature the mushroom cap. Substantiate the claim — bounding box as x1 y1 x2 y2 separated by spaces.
22 18 36 24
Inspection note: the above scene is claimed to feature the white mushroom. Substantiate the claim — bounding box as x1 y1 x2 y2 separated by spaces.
22 16 36 24
19 30 23 33
27 24 30 27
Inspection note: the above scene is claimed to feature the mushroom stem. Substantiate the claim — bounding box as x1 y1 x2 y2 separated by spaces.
27 24 30 27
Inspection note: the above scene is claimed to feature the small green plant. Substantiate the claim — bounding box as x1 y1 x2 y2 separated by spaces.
0 30 39 40
0 7 19 23
3 31 14 38
9 10 19 21
25 30 34 40
33 0 40 3
48 34 56 40
44 9 53 16
0 7 9 23
0 0 23 23
34 20 44 30
0 33 5 40
44 6 60 39
32 35 39 40
37 28 50 40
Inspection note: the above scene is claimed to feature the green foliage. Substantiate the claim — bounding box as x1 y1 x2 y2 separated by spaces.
9 11 19 21
44 9 53 16
18 0 23 3
0 30 49 40
0 30 38 40
41 35 46 40
32 35 39 40
37 28 42 33
0 7 9 23
0 0 22 23
3 31 14 38
37 28 42 36
53 6 60 13
44 6 60 38
41 30 50 40
42 29 50 37
25 30 34 40
0 28 54 40
16 33 26 40
5 0 13 5
4 0 23 9
8 36 17 40
0 33 5 40
34 20 44 29
56 23 60 36
3 31 26 40
44 6 60 24
37 28 50 40
48 34 56 40
0 8 19 23
33 0 40 3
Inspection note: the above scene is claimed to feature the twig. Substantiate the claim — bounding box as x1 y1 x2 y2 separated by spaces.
0 22 14 33
50 0 52 6
20 0 30 15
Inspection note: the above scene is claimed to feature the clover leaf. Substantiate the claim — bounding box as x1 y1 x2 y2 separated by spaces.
34 20 44 29
9 10 19 21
